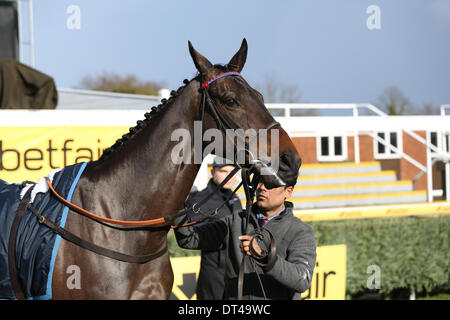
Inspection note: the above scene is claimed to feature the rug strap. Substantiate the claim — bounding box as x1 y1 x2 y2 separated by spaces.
27 204 168 264
8 186 34 300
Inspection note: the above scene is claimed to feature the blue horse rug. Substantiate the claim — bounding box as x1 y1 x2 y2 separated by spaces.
0 162 87 300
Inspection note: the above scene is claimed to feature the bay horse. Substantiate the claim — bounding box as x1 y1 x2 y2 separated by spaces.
49 39 302 299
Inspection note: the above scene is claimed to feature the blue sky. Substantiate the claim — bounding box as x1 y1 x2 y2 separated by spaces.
29 0 450 109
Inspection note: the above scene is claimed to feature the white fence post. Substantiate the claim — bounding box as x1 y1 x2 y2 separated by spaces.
353 105 360 163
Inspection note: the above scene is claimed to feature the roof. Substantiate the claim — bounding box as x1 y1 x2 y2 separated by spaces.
56 88 169 110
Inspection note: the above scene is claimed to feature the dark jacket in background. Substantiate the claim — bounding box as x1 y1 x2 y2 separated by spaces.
185 179 242 300
0 59 57 109
175 201 317 300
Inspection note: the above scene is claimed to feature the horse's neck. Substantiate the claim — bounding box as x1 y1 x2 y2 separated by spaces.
85 81 202 221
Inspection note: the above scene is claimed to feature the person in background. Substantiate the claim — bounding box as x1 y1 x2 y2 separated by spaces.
184 156 242 300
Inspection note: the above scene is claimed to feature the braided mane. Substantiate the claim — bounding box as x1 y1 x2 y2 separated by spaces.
97 78 192 163
97 64 234 163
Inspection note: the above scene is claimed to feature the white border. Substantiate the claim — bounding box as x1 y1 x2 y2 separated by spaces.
0 110 145 127
373 131 402 159
316 134 348 162
428 131 450 155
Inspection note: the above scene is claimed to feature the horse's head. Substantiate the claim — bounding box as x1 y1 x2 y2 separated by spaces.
188 39 301 189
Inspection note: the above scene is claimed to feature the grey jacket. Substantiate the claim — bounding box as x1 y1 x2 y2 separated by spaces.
174 201 316 300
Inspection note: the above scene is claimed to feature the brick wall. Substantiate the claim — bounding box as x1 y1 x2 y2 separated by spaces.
347 136 355 162
400 131 428 191
292 135 377 164
292 137 317 164
359 135 375 162
290 131 429 191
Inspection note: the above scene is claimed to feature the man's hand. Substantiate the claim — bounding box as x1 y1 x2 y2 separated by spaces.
238 235 262 257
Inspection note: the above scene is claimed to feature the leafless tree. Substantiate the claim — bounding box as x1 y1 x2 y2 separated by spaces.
418 103 440 115
256 72 302 103
79 72 165 96
256 72 317 116
377 86 413 115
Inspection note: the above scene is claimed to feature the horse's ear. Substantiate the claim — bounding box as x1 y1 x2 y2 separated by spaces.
188 41 213 76
228 38 248 73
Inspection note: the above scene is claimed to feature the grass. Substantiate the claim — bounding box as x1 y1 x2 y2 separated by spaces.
417 292 450 300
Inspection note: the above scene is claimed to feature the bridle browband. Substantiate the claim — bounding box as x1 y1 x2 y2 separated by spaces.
202 71 241 89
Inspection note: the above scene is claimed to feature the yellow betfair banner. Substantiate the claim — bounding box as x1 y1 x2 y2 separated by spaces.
170 244 347 300
301 244 347 300
170 256 201 300
0 126 129 183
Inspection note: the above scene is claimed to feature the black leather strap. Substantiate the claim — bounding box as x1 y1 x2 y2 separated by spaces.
238 168 253 300
8 187 33 300
27 204 168 264
249 228 277 270
168 165 241 226
237 169 278 300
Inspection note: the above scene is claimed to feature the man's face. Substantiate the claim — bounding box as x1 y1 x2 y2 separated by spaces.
212 165 238 190
255 182 293 213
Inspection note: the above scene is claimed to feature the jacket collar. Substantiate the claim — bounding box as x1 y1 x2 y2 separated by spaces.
252 201 294 221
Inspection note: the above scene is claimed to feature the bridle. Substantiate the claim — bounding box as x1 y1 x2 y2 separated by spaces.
25 71 279 298
199 71 281 169
187 72 280 300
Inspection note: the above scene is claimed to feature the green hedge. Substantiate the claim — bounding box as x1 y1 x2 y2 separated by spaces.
309 215 450 296
167 215 450 297
168 229 200 257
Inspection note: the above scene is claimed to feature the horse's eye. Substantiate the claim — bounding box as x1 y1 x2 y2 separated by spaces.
224 98 240 107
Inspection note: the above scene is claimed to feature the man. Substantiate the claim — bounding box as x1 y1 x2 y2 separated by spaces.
184 157 242 300
175 170 316 300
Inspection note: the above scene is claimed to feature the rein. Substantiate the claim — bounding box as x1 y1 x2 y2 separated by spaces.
237 168 276 300
44 164 242 228
19 163 241 266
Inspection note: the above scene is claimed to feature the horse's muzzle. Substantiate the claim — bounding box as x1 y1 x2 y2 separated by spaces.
251 150 302 189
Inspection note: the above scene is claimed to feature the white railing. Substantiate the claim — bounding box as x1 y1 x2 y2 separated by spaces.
267 103 450 202
1 104 448 201
439 104 450 201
